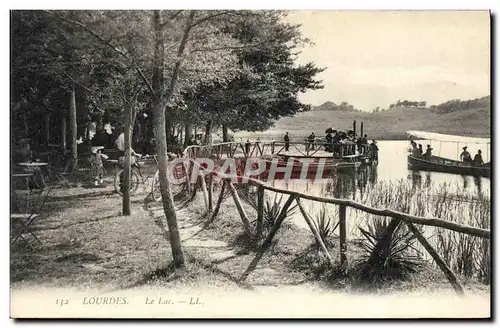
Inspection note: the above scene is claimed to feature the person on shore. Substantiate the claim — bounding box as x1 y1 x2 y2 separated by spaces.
460 146 472 163
90 146 109 186
473 150 484 166
423 144 433 159
284 132 290 151
115 127 140 165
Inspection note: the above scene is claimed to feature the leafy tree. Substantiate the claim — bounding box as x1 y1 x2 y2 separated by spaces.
200 12 325 136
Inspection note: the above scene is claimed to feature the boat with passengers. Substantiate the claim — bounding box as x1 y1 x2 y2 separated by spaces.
406 130 491 178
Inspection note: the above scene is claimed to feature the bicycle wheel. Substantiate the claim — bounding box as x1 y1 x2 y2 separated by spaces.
114 168 141 196
151 171 162 202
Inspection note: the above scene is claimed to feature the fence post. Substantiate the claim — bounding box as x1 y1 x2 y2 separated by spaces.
207 173 213 212
239 194 295 282
200 173 209 211
227 180 252 236
210 180 226 223
256 185 265 238
406 222 465 296
296 196 335 267
339 204 347 268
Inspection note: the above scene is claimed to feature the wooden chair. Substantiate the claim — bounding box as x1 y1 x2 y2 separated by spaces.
10 184 54 250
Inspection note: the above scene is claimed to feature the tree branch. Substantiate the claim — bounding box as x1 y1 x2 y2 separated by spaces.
44 10 156 100
160 10 183 28
189 10 233 28
165 10 196 100
55 71 104 112
190 42 268 53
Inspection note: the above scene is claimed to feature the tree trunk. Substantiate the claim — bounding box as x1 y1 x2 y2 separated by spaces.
222 124 229 142
204 120 212 145
23 113 29 138
154 104 185 268
150 9 195 269
165 108 174 142
70 84 78 170
184 122 192 146
45 113 50 145
61 114 67 153
122 104 133 216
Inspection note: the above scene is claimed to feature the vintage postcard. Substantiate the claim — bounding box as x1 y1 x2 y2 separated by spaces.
9 9 491 319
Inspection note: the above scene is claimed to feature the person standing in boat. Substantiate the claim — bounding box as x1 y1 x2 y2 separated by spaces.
308 132 316 150
325 131 333 152
423 144 433 159
473 150 484 166
417 144 424 157
369 140 379 163
284 132 290 151
460 146 472 163
245 139 251 156
410 140 417 152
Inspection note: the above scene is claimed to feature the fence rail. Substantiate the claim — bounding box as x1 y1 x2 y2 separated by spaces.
184 140 371 159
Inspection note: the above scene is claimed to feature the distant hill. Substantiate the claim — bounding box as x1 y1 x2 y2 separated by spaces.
234 96 491 141
314 101 360 112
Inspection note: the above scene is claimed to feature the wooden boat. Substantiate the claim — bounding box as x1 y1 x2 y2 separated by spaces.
406 130 491 178
407 154 490 178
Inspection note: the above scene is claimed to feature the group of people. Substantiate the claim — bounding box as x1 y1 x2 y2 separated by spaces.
410 140 485 166
284 130 379 162
460 146 484 166
410 141 433 160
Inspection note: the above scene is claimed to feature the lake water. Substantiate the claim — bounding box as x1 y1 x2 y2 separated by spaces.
261 140 491 238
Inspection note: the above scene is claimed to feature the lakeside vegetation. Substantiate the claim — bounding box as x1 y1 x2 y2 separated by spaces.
230 178 491 289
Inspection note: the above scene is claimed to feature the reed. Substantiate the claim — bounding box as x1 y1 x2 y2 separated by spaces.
351 178 490 283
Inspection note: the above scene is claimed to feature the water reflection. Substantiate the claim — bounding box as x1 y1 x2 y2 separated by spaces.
266 140 489 204
270 163 487 202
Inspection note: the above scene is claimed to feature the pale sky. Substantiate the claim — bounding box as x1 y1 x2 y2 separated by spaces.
286 10 491 110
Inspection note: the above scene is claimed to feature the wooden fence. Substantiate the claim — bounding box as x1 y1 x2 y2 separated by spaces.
180 142 490 296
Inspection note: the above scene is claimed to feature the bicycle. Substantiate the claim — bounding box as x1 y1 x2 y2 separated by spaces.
110 154 162 201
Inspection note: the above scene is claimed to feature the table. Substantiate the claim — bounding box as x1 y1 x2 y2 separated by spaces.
17 162 49 189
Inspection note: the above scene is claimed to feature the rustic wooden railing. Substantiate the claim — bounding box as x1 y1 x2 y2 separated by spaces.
184 140 369 159
178 145 490 296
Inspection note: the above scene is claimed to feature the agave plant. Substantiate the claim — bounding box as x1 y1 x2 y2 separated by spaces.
243 192 298 234
311 205 339 249
358 218 422 283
